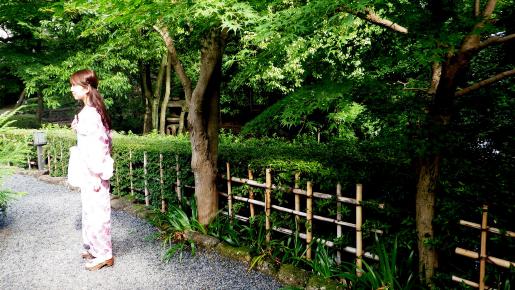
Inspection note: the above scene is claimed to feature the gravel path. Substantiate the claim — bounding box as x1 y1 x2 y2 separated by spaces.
0 174 282 290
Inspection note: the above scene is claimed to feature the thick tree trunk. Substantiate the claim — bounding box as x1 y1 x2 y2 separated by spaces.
189 31 225 225
160 52 173 134
416 155 440 284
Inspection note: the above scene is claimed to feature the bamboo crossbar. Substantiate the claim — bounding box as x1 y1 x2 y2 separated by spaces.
219 192 383 234
451 275 490 289
223 211 380 261
226 175 356 204
220 192 266 207
272 225 379 260
455 247 515 269
222 175 384 208
460 220 515 237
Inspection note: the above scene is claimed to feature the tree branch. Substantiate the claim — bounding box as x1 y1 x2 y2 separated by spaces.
477 33 515 50
474 0 480 17
460 0 499 52
191 30 223 110
363 8 408 34
153 24 193 103
338 7 408 34
482 0 497 18
454 68 515 97
428 62 442 95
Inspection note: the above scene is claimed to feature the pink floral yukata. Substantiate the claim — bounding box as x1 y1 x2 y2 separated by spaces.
69 105 114 261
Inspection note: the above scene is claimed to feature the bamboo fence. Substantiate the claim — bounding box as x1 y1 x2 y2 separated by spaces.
452 204 515 290
34 149 384 273
124 150 182 209
220 162 383 274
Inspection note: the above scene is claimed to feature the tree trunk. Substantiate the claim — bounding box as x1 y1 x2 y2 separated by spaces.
141 63 153 133
416 155 440 284
36 92 43 123
152 54 167 131
160 52 173 134
15 89 25 108
189 31 226 225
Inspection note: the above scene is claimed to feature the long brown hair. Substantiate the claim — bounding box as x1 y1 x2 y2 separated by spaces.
70 69 111 131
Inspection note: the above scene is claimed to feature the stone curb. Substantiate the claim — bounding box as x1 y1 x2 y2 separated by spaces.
20 170 345 289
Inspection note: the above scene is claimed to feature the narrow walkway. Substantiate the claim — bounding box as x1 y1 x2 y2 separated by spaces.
0 174 282 290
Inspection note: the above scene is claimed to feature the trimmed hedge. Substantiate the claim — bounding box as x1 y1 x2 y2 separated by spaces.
3 129 397 222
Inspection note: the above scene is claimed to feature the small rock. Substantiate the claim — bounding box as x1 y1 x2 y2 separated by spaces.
277 263 309 287
215 243 252 263
185 231 220 249
306 275 344 290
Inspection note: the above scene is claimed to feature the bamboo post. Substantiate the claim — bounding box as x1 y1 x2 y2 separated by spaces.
227 162 233 220
479 205 488 290
53 147 57 174
47 151 51 175
60 142 64 174
265 168 272 245
306 181 313 260
356 183 363 277
175 154 182 203
129 150 134 196
248 169 255 218
294 172 301 232
143 151 149 206
336 182 342 265
160 153 166 213
115 166 120 195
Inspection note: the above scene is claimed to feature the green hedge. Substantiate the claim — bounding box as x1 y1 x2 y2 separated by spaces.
3 129 393 219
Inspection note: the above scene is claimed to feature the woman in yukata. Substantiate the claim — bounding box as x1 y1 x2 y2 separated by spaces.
68 69 114 271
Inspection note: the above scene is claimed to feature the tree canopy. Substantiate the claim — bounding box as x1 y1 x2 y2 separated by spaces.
1 1 514 287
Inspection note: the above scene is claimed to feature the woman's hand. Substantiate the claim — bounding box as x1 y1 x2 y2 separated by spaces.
93 176 102 192
71 115 78 132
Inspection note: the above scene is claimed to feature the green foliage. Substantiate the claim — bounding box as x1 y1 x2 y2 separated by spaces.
148 198 204 262
208 213 243 247
307 241 337 279
241 80 376 140
0 107 30 211
339 236 417 289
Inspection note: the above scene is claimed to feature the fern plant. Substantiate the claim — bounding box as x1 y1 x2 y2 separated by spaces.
147 197 205 262
0 107 29 212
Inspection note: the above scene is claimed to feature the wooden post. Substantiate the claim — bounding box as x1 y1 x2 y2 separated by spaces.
306 181 313 260
479 205 488 290
160 153 166 213
294 172 301 232
143 151 149 206
175 154 182 203
227 162 233 220
356 184 363 277
27 156 31 170
265 168 272 245
129 150 134 196
336 182 342 265
248 169 255 218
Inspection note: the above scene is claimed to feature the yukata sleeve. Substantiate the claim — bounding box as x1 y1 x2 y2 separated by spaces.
76 109 110 177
